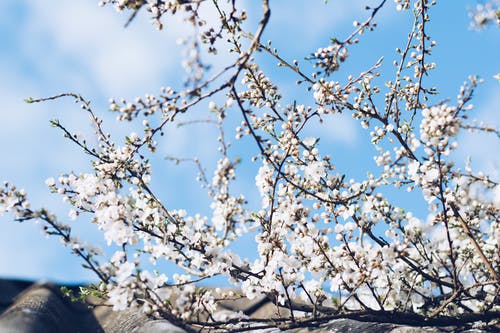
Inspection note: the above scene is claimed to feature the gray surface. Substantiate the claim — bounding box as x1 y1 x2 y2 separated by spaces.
0 282 102 333
0 279 496 332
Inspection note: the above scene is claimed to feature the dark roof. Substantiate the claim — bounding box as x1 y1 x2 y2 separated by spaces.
0 279 496 332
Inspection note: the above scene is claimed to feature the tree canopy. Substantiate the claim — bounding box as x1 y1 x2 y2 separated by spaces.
1 0 499 331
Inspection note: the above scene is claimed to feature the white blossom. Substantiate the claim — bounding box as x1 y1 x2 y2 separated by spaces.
303 161 326 183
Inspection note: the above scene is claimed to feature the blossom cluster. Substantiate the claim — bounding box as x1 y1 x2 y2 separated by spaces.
97 0 197 29
469 1 500 30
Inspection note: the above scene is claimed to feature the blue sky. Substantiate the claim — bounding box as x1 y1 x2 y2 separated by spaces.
0 0 498 283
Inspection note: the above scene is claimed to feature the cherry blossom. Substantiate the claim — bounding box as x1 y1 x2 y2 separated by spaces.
1 0 499 331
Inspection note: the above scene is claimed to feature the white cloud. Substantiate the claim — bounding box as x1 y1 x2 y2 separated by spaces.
303 112 359 145
0 221 97 283
0 65 101 282
254 0 401 51
20 0 186 99
270 1 356 40
455 89 500 178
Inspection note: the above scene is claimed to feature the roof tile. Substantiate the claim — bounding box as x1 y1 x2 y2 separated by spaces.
0 279 496 332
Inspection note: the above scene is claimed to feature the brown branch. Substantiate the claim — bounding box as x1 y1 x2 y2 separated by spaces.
363 226 454 289
188 309 500 330
449 202 499 282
